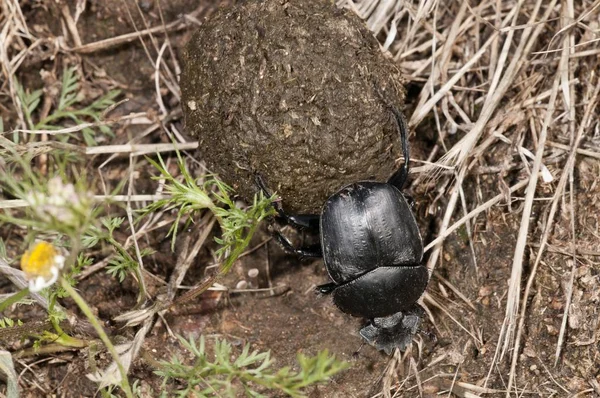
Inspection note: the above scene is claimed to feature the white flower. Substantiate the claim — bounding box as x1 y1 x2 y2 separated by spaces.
20 242 65 292
24 177 93 230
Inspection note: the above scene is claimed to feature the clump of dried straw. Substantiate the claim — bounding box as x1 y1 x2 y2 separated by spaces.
339 0 600 395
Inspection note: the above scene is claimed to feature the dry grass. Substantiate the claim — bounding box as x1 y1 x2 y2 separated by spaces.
341 0 600 396
1 0 600 396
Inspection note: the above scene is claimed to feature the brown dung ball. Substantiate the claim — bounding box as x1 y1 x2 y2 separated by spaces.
181 0 406 213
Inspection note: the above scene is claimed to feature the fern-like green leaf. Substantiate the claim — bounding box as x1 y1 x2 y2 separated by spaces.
156 335 349 397
58 66 79 110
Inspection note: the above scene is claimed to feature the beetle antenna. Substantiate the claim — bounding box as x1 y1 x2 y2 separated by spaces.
387 105 410 191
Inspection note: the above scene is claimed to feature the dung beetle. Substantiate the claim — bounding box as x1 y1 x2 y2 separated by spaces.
257 104 428 354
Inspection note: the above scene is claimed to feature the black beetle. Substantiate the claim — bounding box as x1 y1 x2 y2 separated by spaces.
257 105 428 354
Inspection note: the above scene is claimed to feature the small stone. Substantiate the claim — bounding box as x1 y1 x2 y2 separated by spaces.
478 285 493 297
523 346 536 357
422 384 439 394
549 297 563 310
546 324 559 336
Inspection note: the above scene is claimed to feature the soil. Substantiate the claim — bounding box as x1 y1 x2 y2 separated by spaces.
1 0 599 397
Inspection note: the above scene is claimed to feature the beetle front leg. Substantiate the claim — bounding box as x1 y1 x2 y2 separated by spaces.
255 174 320 231
255 173 323 258
271 229 322 259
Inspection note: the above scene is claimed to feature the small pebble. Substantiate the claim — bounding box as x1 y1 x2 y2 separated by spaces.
248 268 259 278
236 280 248 289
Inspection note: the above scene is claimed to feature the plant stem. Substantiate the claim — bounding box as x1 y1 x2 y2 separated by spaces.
45 332 89 349
220 223 259 275
0 288 30 312
60 277 134 398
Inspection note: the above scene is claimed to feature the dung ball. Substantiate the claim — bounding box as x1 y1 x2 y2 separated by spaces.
181 0 406 213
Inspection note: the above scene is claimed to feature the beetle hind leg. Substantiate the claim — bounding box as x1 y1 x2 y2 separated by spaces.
359 304 424 354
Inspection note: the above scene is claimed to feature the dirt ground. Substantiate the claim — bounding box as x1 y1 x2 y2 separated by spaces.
1 0 600 397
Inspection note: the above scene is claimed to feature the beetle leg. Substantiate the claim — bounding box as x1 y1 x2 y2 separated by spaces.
403 193 415 209
418 327 437 344
386 105 410 192
272 229 322 258
283 214 320 231
316 282 337 295
255 174 320 231
372 84 410 191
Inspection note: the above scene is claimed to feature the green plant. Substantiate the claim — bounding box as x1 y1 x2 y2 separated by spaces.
156 335 349 397
0 152 97 236
52 254 92 299
142 152 276 276
106 247 154 283
15 66 120 146
101 380 143 398
83 216 151 303
0 153 134 397
0 318 23 329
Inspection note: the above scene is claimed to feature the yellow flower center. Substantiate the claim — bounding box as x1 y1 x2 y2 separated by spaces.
21 242 59 278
